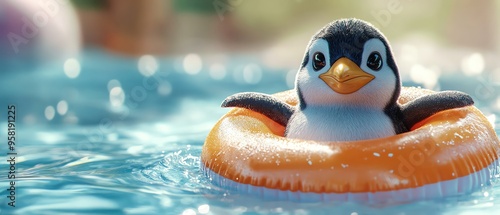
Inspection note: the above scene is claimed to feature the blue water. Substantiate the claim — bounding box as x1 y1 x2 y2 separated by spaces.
1 48 499 215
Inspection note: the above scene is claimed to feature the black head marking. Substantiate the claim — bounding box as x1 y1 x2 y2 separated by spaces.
301 19 399 88
299 18 403 130
310 19 398 75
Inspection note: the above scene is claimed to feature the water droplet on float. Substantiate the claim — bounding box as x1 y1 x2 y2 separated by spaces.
388 153 394 157
454 133 464 139
307 160 312 165
373 152 380 157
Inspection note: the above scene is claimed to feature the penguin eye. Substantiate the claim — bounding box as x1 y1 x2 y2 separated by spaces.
312 52 326 71
367 52 383 71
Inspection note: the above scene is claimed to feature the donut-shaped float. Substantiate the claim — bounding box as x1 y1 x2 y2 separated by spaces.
201 87 500 203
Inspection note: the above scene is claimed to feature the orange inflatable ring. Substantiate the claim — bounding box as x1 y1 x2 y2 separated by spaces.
202 87 500 203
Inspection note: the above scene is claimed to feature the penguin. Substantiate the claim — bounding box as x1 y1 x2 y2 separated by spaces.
222 18 474 142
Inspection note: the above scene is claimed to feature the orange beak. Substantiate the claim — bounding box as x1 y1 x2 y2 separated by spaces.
319 57 375 94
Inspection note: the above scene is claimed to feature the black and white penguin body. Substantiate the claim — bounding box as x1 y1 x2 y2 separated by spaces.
222 18 473 142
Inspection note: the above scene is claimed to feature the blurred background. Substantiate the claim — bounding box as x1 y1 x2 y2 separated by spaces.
2 1 500 214
1 0 500 125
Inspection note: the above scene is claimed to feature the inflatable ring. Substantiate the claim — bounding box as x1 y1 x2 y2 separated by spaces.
202 87 500 203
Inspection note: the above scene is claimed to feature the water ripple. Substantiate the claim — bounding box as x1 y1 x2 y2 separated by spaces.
134 146 219 196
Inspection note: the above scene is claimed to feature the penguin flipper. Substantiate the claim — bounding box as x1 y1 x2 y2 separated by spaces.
221 92 295 126
401 91 474 129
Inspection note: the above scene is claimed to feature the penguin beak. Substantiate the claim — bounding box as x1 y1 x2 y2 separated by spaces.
319 57 375 94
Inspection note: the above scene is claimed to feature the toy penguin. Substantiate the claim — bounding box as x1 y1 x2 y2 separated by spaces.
222 18 474 142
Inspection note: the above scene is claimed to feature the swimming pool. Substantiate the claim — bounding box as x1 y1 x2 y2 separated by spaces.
1 48 499 215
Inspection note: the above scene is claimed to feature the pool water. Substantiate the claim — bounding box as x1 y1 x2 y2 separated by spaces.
1 48 499 215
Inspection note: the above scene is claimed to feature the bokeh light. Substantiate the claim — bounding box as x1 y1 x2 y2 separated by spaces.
64 58 81 79
461 53 485 76
242 64 262 84
57 100 68 115
44 106 55 121
197 204 210 214
109 87 125 107
157 82 173 96
138 55 159 77
209 63 226 80
409 64 439 89
107 79 122 91
182 209 196 215
183 54 203 75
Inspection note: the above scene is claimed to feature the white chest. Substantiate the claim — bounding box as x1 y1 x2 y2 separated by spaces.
285 107 396 142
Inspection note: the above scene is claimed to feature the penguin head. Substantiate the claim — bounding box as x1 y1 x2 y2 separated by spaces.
296 18 401 109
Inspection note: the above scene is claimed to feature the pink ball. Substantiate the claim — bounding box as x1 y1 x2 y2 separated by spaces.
0 0 81 71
